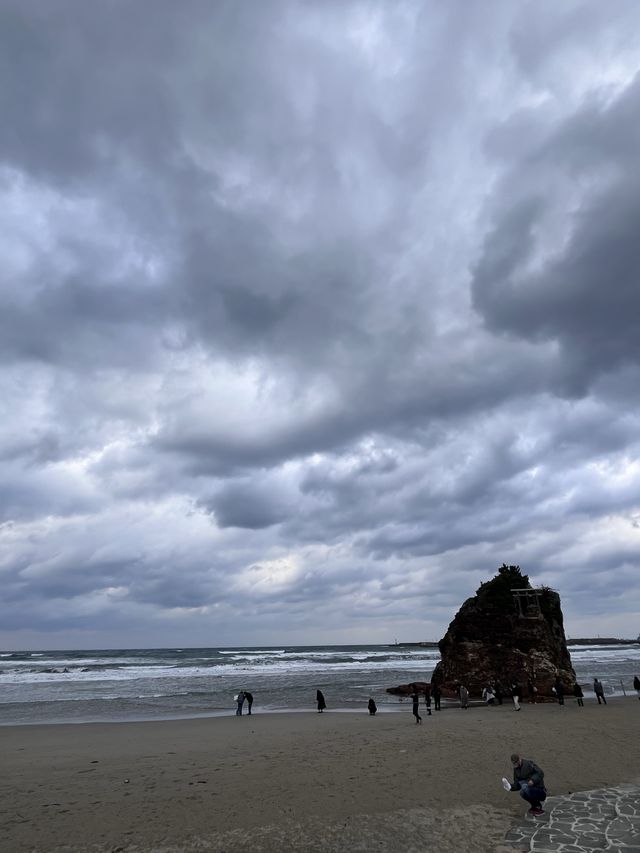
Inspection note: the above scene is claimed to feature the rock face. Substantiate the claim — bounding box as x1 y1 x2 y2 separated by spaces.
431 565 575 699
386 681 430 697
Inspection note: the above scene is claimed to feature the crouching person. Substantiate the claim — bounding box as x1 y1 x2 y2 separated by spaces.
509 753 547 816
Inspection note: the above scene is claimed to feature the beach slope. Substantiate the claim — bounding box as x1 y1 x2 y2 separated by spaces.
1 699 638 852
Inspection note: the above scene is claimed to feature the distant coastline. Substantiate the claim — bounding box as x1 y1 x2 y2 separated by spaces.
567 637 639 645
394 638 638 647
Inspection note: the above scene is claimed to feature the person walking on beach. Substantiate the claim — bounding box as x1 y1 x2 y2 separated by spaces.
411 689 422 723
573 682 584 707
368 698 377 715
593 678 607 705
244 691 253 715
511 681 521 711
508 753 547 816
553 677 565 706
235 691 246 716
458 684 469 709
431 684 441 711
316 689 327 713
634 675 640 700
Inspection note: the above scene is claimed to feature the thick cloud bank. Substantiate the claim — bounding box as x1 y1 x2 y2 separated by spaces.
1 1 639 648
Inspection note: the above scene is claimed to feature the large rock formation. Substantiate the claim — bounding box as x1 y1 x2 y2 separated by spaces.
386 681 430 697
431 565 575 699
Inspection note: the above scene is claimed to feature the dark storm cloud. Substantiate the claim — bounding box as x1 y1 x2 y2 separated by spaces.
1 1 640 647
200 479 293 529
472 75 640 396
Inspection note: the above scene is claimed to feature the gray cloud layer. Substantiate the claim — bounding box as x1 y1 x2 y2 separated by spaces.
1 1 639 648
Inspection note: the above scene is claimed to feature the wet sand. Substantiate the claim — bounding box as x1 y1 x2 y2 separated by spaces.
1 698 638 852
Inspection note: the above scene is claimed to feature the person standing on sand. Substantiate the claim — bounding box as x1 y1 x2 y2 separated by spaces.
431 684 441 710
411 689 422 723
634 675 640 699
458 684 469 709
511 681 521 711
244 691 253 715
494 682 503 705
573 682 584 707
316 689 327 712
527 677 538 704
508 753 547 816
553 676 565 706
368 698 377 715
593 678 607 705
235 691 246 716
424 689 432 716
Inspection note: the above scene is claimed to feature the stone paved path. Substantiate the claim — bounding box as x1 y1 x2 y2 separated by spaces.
505 785 640 852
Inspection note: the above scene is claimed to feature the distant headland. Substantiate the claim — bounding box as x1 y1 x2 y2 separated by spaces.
394 637 639 647
566 637 639 645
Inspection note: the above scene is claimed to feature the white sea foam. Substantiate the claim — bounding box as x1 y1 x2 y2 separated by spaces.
219 649 286 656
0 655 438 686
570 647 640 662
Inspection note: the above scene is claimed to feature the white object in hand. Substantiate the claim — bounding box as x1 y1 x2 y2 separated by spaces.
502 777 511 791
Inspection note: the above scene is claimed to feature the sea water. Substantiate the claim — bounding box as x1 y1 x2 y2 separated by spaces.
0 643 638 725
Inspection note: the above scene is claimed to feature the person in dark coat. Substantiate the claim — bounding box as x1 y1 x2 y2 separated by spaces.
511 681 521 711
244 691 253 714
494 682 504 705
527 677 538 704
424 689 432 716
235 691 245 716
593 678 607 705
411 689 422 724
553 677 564 706
316 689 327 712
431 684 441 711
367 698 377 715
634 675 640 700
509 753 547 816
573 682 584 707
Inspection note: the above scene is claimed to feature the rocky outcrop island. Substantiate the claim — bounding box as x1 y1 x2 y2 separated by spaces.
431 564 575 698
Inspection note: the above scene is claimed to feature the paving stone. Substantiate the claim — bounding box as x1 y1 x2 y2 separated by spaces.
531 828 588 845
608 817 636 836
617 799 640 818
505 784 640 853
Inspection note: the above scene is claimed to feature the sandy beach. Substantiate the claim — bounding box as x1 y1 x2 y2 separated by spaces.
1 698 638 853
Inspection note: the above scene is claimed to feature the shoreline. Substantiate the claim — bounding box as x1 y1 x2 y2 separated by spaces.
0 689 633 728
1 698 638 852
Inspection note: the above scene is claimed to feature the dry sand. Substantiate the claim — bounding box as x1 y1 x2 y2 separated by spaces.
1 698 638 853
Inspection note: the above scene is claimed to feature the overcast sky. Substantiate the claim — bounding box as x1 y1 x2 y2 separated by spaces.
1 1 639 650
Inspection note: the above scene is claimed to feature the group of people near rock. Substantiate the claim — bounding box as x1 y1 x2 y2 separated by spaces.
454 675 617 710
235 674 639 718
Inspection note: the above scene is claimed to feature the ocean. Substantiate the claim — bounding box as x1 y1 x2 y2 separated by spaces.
1 643 638 726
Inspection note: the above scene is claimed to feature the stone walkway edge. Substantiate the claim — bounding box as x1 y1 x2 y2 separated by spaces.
505 784 640 852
